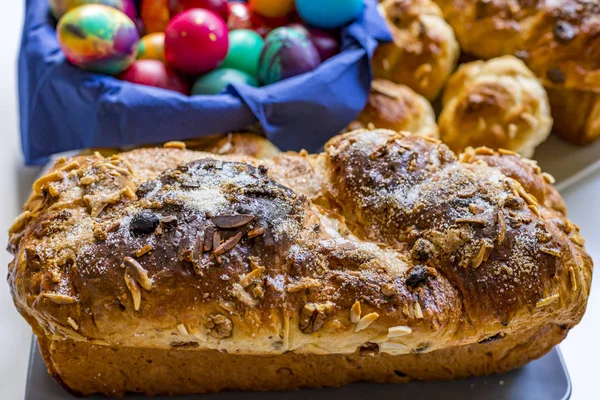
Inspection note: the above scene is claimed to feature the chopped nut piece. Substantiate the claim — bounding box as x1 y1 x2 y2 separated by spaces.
498 148 518 156
350 301 361 324
214 232 243 256
286 277 321 293
42 292 77 305
231 283 257 307
569 267 578 291
517 187 538 206
300 302 335 333
59 161 80 172
9 211 31 234
33 171 65 194
414 303 424 319
212 214 255 229
474 147 495 155
252 285 265 299
354 312 379 332
239 267 265 288
536 294 559 308
135 245 153 258
542 172 556 184
540 247 561 257
570 235 585 246
205 314 233 339
80 175 97 186
497 210 506 244
124 273 141 311
247 227 265 238
468 204 484 214
124 257 152 291
455 218 486 225
163 141 186 149
203 226 214 252
379 341 411 354
67 317 79 331
388 325 412 337
472 241 487 269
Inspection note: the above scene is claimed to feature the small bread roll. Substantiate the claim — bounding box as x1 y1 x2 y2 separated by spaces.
372 0 459 100
347 79 439 138
439 56 552 158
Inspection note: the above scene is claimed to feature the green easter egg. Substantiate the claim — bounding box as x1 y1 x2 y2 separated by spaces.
192 68 258 95
220 30 264 78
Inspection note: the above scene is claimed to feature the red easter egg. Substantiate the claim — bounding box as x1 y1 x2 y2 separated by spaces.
169 0 228 20
164 9 229 74
227 1 252 30
118 60 189 94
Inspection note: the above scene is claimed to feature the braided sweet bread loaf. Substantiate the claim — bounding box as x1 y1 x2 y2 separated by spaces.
8 130 592 396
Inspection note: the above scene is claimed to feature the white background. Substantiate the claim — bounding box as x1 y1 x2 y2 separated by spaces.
0 2 599 400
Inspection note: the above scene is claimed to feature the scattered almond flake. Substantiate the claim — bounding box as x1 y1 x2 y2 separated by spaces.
124 257 152 291
252 285 265 299
239 267 265 288
164 141 186 149
472 241 487 269
517 187 538 206
456 217 486 225
350 301 362 323
249 257 263 271
104 163 131 176
498 148 518 156
33 171 65 194
135 245 153 258
48 184 60 197
474 147 495 155
80 175 98 186
379 341 411 354
8 211 31 234
414 302 424 319
42 292 77 305
354 312 379 332
468 203 484 214
231 283 257 307
536 294 559 308
214 231 242 257
540 247 561 257
67 317 79 331
286 277 321 293
212 214 255 229
528 204 541 217
569 267 578 291
570 235 585 246
121 186 137 199
247 227 265 238
402 304 410 316
497 210 506 244
368 334 388 343
124 273 141 311
387 325 412 337
177 323 189 336
542 172 556 184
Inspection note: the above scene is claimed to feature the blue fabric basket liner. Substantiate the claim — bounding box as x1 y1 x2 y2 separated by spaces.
18 0 391 165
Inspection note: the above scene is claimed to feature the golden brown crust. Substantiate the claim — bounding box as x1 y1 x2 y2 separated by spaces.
439 56 553 157
38 322 566 397
347 79 439 138
433 0 600 144
7 129 592 395
373 0 460 100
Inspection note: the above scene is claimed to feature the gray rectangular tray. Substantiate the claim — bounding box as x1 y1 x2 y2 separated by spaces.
25 337 571 400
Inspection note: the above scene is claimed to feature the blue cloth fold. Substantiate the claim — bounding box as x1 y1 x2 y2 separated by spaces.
18 0 391 165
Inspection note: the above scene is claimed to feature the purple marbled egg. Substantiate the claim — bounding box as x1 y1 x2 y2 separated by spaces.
258 27 321 85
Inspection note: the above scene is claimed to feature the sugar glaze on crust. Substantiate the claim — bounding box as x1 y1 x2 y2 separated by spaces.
8 130 592 360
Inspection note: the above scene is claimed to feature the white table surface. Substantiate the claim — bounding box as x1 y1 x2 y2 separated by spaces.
1 3 599 400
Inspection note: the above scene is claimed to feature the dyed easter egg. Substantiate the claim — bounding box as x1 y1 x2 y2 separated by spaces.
191 68 258 95
258 27 320 85
141 0 170 33
164 9 229 75
227 1 253 30
249 0 294 18
169 0 229 20
296 0 363 29
118 60 189 94
307 28 339 62
137 32 165 61
49 0 137 20
250 12 289 37
221 30 264 77
57 5 139 75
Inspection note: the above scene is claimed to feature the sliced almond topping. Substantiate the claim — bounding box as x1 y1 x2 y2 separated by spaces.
569 267 578 291
177 323 189 336
249 257 263 271
124 257 152 291
354 312 379 332
247 227 265 238
192 232 204 276
9 211 31 234
472 241 487 269
231 283 257 307
33 171 65 194
414 302 424 319
212 214 255 229
240 267 265 288
528 204 541 217
498 148 518 156
124 273 141 311
536 294 559 308
80 175 98 186
379 341 411 354
542 172 556 184
203 226 214 252
517 187 539 206
570 234 585 246
497 210 506 244
121 186 136 199
402 304 410 316
540 247 561 257
474 147 495 155
104 163 131 176
455 218 486 225
350 301 362 323
286 277 321 293
387 325 412 337
135 245 153 258
164 141 186 149
43 293 77 305
67 317 79 331
214 232 243 256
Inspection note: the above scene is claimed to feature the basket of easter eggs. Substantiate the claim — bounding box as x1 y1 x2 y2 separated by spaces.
18 0 390 164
